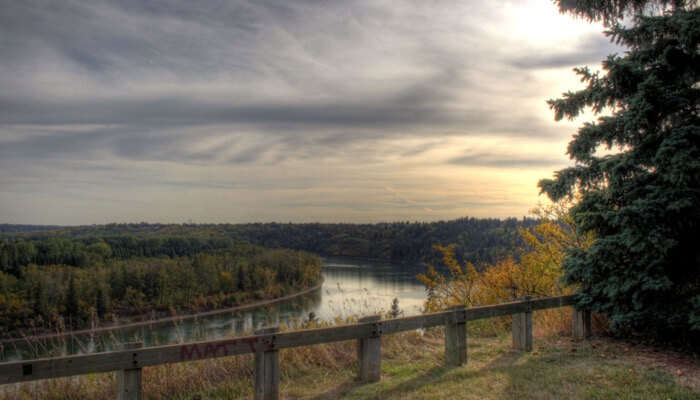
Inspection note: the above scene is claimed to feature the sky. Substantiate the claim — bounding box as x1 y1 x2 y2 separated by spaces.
0 0 623 225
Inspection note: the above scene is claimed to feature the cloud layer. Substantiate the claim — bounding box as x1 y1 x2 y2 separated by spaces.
0 0 621 224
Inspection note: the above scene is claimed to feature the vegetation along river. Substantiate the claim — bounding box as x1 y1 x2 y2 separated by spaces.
0 257 428 361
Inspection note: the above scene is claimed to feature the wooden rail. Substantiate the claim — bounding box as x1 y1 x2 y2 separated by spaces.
0 295 592 400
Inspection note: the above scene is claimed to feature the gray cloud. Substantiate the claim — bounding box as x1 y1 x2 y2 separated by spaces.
0 95 468 127
448 153 569 168
0 93 564 166
508 33 621 69
0 0 618 223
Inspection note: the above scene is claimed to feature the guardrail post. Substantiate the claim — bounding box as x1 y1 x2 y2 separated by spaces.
116 342 142 400
445 305 467 367
512 298 533 352
254 326 280 400
357 315 381 383
572 309 592 340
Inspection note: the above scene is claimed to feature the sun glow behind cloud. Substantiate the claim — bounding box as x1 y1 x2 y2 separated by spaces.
0 0 620 224
504 1 601 44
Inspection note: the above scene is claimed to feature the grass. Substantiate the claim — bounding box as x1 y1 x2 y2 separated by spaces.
282 333 699 400
2 325 698 400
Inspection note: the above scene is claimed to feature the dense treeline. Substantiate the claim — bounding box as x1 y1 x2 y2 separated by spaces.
0 224 62 233
0 235 235 274
0 239 321 336
1 217 539 267
232 218 537 267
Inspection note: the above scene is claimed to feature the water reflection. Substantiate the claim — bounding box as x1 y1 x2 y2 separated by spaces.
0 257 428 361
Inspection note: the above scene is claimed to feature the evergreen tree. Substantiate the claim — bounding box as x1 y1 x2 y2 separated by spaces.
540 1 700 346
66 273 79 317
95 284 109 318
31 279 48 317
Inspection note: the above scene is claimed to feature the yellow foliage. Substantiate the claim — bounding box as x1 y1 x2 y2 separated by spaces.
417 244 479 312
418 202 594 314
476 257 522 304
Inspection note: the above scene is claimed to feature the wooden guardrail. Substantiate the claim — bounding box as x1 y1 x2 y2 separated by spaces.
0 295 592 400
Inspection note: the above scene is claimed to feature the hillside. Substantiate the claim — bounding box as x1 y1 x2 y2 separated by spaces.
0 217 539 267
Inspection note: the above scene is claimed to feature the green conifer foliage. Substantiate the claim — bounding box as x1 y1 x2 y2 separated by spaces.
541 1 700 346
65 273 79 319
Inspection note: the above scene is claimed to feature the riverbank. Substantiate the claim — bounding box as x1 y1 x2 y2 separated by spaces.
0 278 323 345
322 254 428 267
3 329 698 399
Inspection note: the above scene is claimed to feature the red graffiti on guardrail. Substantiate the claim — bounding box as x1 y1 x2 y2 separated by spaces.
180 337 260 361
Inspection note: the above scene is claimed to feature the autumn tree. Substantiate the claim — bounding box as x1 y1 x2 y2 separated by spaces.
418 244 480 311
418 203 592 311
540 0 700 345
477 202 593 303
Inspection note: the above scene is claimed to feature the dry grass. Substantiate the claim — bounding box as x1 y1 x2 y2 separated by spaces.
0 328 438 400
1 317 698 399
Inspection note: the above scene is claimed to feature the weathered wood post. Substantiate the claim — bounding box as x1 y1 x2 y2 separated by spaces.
357 315 382 383
572 308 592 340
445 305 467 367
512 298 533 352
254 326 280 400
116 342 143 400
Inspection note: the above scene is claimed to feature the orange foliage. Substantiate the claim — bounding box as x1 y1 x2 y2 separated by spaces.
418 202 593 315
417 244 479 311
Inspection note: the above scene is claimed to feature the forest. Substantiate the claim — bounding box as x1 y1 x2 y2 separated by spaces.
0 218 541 336
0 237 321 336
0 216 539 268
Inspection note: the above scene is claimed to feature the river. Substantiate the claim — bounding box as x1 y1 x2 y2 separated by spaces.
0 257 429 361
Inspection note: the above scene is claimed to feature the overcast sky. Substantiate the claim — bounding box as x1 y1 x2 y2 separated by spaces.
0 0 622 225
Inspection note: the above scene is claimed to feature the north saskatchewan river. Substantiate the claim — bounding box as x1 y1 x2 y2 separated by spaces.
0 257 429 361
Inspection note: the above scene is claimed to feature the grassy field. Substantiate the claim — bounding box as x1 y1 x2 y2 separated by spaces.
2 326 698 400
282 333 700 400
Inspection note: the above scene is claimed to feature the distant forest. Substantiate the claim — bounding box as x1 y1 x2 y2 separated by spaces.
0 235 321 335
0 217 538 268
